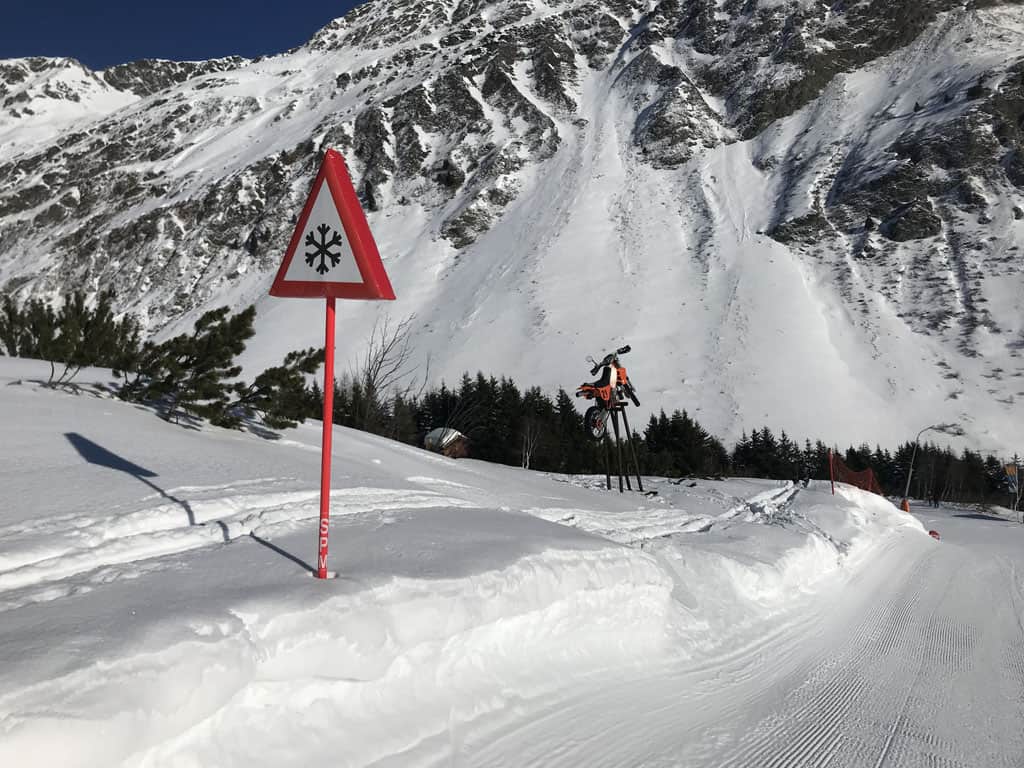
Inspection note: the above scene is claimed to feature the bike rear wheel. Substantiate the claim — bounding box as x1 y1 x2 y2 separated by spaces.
584 405 608 440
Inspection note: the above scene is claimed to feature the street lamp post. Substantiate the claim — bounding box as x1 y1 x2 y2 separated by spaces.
901 423 963 512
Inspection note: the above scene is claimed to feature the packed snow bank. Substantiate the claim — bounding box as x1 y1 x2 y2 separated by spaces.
0 358 928 766
1 511 675 768
538 474 927 657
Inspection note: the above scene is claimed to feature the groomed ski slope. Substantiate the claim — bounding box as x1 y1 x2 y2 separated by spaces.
1 357 1022 767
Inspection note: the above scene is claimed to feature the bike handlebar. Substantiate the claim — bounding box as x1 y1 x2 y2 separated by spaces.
589 345 630 375
588 346 634 376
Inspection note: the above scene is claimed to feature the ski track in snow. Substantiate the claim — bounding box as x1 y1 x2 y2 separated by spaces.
0 485 477 610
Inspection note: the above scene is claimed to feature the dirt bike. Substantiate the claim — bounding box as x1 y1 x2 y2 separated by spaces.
575 345 640 441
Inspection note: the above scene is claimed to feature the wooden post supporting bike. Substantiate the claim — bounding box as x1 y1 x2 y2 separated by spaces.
604 432 612 491
611 409 625 493
619 407 644 493
618 407 633 491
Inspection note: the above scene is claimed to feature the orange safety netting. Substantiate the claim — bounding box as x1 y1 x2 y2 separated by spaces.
829 450 884 495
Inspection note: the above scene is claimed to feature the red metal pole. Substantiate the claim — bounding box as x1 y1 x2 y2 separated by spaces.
828 449 835 496
316 297 336 579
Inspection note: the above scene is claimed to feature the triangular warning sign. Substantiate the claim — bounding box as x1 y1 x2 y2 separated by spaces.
270 149 395 300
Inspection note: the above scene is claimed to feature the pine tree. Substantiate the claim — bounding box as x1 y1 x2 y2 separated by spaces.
0 295 28 356
0 291 142 387
54 291 141 387
23 299 61 378
778 430 798 480
225 347 324 429
756 427 779 477
388 393 419 444
520 386 550 469
732 430 752 475
121 305 256 423
555 388 591 473
306 380 324 420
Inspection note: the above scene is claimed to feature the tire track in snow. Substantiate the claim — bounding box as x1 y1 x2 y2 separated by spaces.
356 513 1024 768
886 554 1024 768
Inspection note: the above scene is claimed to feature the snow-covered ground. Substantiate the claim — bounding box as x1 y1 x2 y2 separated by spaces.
2 356 1021 767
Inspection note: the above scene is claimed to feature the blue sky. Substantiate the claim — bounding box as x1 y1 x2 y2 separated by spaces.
2 1 365 70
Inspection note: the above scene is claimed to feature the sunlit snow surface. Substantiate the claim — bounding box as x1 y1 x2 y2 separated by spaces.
3 357 1023 768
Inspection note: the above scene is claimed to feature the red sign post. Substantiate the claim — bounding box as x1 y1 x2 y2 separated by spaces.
270 149 395 578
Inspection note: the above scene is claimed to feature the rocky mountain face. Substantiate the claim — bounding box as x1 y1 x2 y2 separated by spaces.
100 56 249 97
0 57 138 157
0 0 1022 450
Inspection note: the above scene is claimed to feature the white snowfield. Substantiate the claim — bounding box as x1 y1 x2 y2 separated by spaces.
1 357 1022 767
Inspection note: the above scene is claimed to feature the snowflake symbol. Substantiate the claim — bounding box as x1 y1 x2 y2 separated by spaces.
304 223 344 275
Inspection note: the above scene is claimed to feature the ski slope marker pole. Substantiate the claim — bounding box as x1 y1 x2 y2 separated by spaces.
317 297 336 578
828 449 835 496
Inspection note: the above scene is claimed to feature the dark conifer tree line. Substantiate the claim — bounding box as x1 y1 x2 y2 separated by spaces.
0 291 321 429
0 291 141 386
723 429 1013 506
320 372 608 472
1 292 1015 506
319 376 1016 506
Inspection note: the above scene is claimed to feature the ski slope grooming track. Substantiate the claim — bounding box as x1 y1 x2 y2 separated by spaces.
427 516 1024 768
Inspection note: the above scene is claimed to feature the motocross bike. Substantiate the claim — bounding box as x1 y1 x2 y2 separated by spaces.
575 345 640 441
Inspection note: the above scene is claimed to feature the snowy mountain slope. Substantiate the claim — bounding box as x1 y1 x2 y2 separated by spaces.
0 57 138 159
0 55 251 179
0 357 931 767
0 0 1022 451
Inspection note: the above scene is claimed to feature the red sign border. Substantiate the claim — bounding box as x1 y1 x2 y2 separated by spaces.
269 149 395 300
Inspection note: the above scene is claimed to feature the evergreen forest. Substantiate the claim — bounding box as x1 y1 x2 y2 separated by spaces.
0 293 1017 508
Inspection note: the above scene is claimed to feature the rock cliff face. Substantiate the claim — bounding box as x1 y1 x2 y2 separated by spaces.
0 0 1022 449
0 57 139 157
100 57 249 97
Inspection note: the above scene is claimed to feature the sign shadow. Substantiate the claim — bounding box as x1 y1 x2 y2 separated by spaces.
64 433 316 571
64 432 205 531
249 533 315 574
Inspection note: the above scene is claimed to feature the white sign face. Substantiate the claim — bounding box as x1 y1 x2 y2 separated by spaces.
282 179 364 284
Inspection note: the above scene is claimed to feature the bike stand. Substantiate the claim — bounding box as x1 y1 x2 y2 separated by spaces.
603 434 612 491
604 403 644 494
